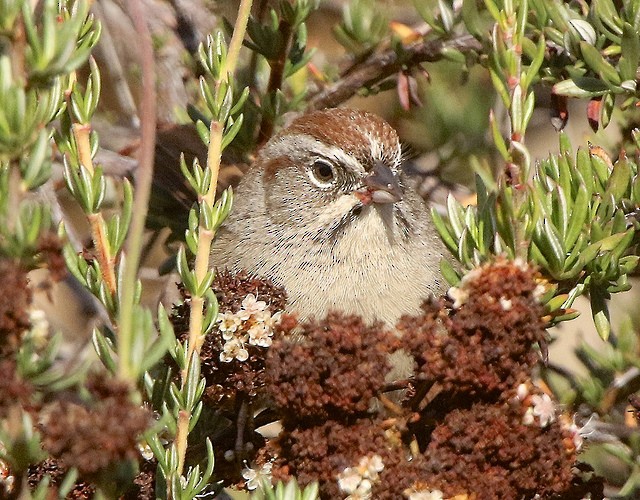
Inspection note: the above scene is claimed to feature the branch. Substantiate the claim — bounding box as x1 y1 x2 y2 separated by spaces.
118 0 157 381
306 34 482 111
257 19 294 144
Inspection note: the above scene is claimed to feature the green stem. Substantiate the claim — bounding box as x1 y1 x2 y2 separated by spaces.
493 0 532 260
221 0 253 79
118 0 157 381
172 0 253 482
71 123 119 297
175 122 222 479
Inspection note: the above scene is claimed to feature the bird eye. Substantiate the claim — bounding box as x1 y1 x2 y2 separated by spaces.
309 159 336 187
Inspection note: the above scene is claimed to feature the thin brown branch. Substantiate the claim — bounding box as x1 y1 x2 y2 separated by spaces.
306 34 483 111
257 19 294 145
247 0 271 90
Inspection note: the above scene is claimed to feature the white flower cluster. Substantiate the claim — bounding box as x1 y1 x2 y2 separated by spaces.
337 454 384 500
403 487 444 500
447 268 481 309
523 393 557 428
518 384 557 428
217 293 281 363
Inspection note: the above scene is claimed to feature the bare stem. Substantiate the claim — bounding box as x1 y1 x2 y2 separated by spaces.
175 409 190 475
203 122 223 207
118 0 157 381
72 123 95 174
221 0 252 79
87 213 117 295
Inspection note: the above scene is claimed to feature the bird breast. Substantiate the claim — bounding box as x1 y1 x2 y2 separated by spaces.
212 189 446 326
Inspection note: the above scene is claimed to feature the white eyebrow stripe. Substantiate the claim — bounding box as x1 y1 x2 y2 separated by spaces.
261 133 365 174
364 131 402 172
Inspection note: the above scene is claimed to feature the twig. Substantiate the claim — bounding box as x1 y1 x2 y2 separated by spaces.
306 34 482 111
221 0 252 79
247 0 272 90
257 19 294 144
378 393 405 416
235 396 249 465
71 123 118 297
119 0 157 381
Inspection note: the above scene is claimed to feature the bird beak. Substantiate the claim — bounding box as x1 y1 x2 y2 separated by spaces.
357 161 403 204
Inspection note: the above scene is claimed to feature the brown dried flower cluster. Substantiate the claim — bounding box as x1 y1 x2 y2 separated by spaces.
425 401 574 498
263 312 402 498
28 456 158 500
40 374 151 479
124 458 157 500
259 259 603 499
402 259 547 400
0 359 34 420
28 458 95 499
0 259 31 357
266 312 396 422
270 417 409 499
212 269 288 313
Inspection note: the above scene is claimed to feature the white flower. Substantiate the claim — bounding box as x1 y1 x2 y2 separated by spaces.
220 337 249 362
337 467 362 494
567 413 600 450
255 309 282 329
563 420 584 451
218 311 242 333
533 283 546 300
531 393 556 427
516 383 529 401
514 257 528 271
242 462 273 491
247 322 273 347
499 297 512 310
138 443 154 461
365 454 384 476
403 488 444 500
447 286 469 309
239 294 267 319
353 478 373 499
337 455 383 499
523 407 535 426
221 329 236 341
1 458 15 491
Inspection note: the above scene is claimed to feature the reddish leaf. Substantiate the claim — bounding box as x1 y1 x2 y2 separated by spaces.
587 97 602 132
397 71 422 111
550 93 568 131
397 71 411 111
